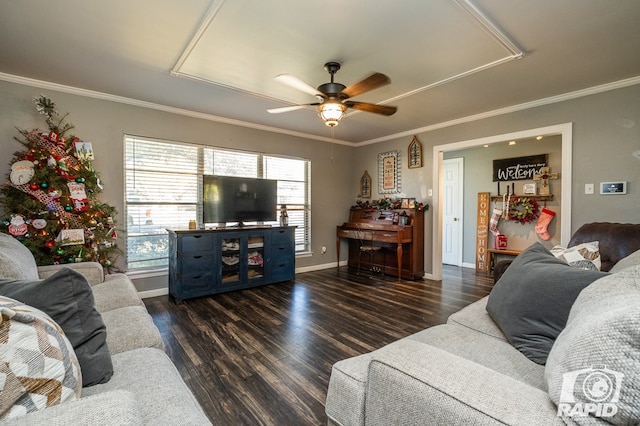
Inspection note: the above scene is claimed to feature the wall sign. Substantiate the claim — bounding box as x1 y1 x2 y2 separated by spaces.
408 136 422 168
378 150 401 194
360 170 372 198
475 192 490 272
493 154 547 181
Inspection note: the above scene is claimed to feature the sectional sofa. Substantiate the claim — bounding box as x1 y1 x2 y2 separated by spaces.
326 223 640 425
0 232 211 425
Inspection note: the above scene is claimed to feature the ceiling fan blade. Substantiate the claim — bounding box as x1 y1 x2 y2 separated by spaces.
345 101 397 116
275 74 324 98
267 104 318 114
341 73 391 99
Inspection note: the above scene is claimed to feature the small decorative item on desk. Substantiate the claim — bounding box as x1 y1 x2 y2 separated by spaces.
280 204 288 226
188 220 196 230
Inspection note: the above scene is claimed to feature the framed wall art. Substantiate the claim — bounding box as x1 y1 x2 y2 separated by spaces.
378 150 401 194
360 170 372 198
408 136 422 168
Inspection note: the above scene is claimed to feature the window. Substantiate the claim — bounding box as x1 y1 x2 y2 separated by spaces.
124 136 311 270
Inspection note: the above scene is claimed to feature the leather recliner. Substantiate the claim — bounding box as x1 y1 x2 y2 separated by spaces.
494 222 640 282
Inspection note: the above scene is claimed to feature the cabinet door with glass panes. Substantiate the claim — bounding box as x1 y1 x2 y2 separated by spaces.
218 231 269 290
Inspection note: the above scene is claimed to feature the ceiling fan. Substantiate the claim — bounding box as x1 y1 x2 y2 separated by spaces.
267 62 397 127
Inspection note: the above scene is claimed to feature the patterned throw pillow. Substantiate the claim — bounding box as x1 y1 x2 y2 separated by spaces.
550 241 601 271
0 296 81 420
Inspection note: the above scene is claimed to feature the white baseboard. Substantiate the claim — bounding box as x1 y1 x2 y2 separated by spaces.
138 288 168 299
295 260 347 273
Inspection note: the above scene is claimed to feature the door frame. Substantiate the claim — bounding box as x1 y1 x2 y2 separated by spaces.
442 158 464 266
428 123 573 281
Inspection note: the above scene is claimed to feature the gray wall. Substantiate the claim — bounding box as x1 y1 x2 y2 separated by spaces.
353 83 640 273
0 79 355 292
1 79 639 291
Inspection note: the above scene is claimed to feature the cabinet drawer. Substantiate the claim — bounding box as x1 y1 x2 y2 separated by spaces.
271 257 294 282
271 229 294 245
179 233 214 252
180 253 214 272
180 272 215 291
272 243 293 258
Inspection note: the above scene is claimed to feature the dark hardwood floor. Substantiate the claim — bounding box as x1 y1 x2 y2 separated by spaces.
143 266 494 425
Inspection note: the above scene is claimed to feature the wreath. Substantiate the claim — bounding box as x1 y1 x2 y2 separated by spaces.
509 197 539 224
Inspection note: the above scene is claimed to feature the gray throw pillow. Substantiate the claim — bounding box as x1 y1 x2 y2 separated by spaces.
609 248 640 274
486 243 609 365
545 264 640 425
0 267 113 387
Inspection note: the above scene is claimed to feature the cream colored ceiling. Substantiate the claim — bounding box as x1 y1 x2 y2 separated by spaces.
1 0 639 144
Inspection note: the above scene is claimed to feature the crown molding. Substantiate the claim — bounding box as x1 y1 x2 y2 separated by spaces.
0 72 350 146
360 75 640 145
1 71 638 148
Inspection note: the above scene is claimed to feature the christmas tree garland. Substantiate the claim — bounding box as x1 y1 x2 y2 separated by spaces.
1 95 121 270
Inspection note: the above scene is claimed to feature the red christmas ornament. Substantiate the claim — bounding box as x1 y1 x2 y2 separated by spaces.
29 183 39 190
8 214 28 237
45 240 56 248
48 131 60 143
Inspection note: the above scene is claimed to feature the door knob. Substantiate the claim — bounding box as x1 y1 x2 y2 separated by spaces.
453 217 459 221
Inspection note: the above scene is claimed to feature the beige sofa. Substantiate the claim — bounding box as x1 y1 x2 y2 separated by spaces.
0 232 211 425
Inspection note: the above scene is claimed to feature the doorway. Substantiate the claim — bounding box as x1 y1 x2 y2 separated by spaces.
442 158 463 266
429 123 573 281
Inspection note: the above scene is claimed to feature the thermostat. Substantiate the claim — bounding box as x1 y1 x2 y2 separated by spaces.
600 181 627 195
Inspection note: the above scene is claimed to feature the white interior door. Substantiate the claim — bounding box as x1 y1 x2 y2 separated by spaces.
442 158 463 266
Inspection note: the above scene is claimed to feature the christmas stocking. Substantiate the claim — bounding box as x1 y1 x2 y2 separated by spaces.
535 207 556 240
489 208 502 236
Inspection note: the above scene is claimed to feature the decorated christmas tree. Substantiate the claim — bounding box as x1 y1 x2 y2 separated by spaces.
0 95 120 270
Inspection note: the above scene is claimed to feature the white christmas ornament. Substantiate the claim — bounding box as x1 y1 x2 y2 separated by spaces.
9 160 35 185
32 218 47 229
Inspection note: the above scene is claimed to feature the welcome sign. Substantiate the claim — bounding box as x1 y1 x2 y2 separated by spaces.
493 154 547 182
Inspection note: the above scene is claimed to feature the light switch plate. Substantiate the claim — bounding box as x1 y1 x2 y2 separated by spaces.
585 183 594 194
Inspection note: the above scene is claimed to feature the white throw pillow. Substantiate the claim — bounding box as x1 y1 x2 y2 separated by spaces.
550 241 601 271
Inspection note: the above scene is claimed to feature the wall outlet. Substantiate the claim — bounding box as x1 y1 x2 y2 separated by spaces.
321 246 327 254
585 183 594 194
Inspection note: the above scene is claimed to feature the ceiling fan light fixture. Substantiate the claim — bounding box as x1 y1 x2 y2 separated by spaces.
318 101 347 127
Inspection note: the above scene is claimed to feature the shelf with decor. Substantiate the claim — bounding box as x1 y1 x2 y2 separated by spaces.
490 195 553 202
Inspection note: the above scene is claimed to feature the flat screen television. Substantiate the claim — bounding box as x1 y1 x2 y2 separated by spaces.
203 175 277 225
